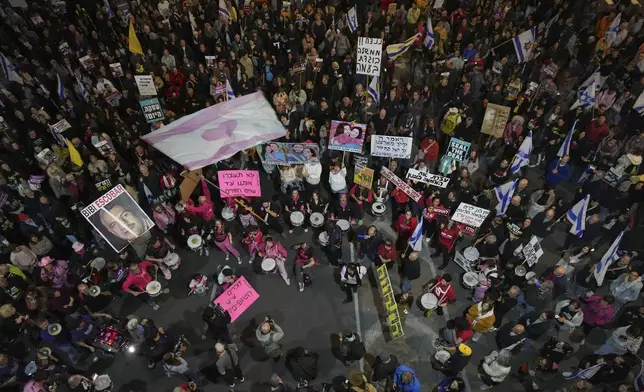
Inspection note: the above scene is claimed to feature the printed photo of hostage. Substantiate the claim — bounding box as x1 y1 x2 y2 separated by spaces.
259 143 287 165
328 121 366 153
285 143 320 164
81 184 155 252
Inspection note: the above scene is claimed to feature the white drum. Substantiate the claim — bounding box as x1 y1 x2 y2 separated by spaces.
434 350 451 364
420 293 438 310
515 265 527 277
261 258 277 274
371 202 386 217
222 207 236 221
463 247 479 266
461 272 479 289
145 281 162 297
187 234 203 250
310 212 324 228
290 211 304 227
163 252 181 270
94 375 113 392
318 232 329 246
337 219 350 232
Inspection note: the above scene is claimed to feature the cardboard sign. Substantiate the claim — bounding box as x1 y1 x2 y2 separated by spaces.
80 184 155 252
36 149 56 166
445 138 471 162
451 203 490 228
431 207 451 216
95 179 113 192
522 236 543 267
205 56 217 68
50 119 72 133
328 120 366 153
139 98 165 123
380 167 421 202
371 135 413 159
354 155 368 173
354 167 375 189
134 75 157 96
480 103 511 138
602 167 623 187
179 169 202 202
456 222 476 236
356 37 383 77
79 55 94 70
110 63 124 78
434 0 445 8
214 276 259 322
387 3 397 14
217 170 261 198
377 264 404 340
258 142 320 165
406 169 450 188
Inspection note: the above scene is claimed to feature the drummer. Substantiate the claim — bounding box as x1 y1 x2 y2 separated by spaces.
145 235 178 281
180 177 215 228
306 191 328 216
237 196 258 228
349 182 374 225
121 261 169 311
329 193 357 224
262 237 291 286
421 274 456 316
210 220 243 264
178 213 209 256
241 225 264 262
257 200 287 239
292 242 316 292
69 313 114 356
284 189 308 234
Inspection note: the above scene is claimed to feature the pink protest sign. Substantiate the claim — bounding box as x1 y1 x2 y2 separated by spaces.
217 170 261 198
214 276 259 322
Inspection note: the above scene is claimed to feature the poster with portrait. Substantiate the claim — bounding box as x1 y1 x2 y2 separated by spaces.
80 184 155 252
328 121 366 153
79 55 94 70
480 103 510 138
109 63 124 78
258 142 320 165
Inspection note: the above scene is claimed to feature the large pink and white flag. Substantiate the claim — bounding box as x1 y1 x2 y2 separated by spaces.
142 92 286 170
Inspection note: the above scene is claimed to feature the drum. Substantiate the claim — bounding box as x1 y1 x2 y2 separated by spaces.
337 219 350 232
318 232 329 246
290 211 304 227
420 293 438 310
261 258 277 274
463 247 479 266
94 375 113 392
146 281 162 297
434 350 451 364
371 202 386 217
222 207 236 221
310 212 324 228
163 252 181 270
461 271 479 289
93 327 126 352
515 265 527 277
187 234 203 250
90 257 106 271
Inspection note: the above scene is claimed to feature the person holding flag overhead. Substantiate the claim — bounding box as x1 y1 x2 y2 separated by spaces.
512 28 536 64
494 179 518 217
545 155 571 188
510 131 533 175
346 6 358 34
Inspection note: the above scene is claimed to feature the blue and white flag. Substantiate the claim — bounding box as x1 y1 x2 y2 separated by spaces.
76 75 89 102
56 74 65 100
570 82 596 110
605 13 621 47
634 361 644 392
368 76 379 105
577 166 594 185
386 34 420 60
634 90 644 115
557 120 577 157
579 67 602 93
423 17 435 50
594 230 624 286
563 363 605 381
494 179 518 216
346 6 358 33
219 0 231 20
566 194 590 237
510 131 532 174
409 218 424 252
225 77 235 100
104 0 114 18
0 52 23 84
512 28 536 63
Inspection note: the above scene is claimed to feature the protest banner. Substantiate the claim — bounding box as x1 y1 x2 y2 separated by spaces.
480 103 511 138
387 2 397 14
214 276 260 322
381 167 421 202
356 37 383 77
456 222 476 236
354 155 369 173
80 184 155 252
522 236 544 267
50 119 72 133
451 202 490 228
93 140 114 156
95 179 113 192
453 250 471 272
258 142 320 165
8 0 27 8
109 63 124 78
434 0 445 8
30 14 44 25
377 264 404 340
371 135 413 159
59 42 72 56
134 75 157 96
217 170 261 198
445 138 471 162
354 167 375 189
79 55 93 70
431 207 451 216
328 121 366 153
36 149 56 166
139 98 165 123
406 169 450 188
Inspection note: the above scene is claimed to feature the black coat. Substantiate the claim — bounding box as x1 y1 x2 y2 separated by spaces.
519 311 552 340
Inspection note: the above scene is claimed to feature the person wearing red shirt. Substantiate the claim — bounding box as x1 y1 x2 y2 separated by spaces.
420 136 440 172
395 211 418 252
391 187 411 219
377 240 397 269
585 115 609 144
433 221 462 269
181 178 215 224
349 183 374 224
423 192 445 243
121 261 168 310
422 274 456 316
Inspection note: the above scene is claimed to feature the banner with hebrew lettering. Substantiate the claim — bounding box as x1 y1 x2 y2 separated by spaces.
371 135 413 159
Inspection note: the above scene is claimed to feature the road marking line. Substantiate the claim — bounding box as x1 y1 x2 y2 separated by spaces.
349 244 365 372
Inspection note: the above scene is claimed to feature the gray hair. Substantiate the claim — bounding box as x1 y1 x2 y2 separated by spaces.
496 350 512 367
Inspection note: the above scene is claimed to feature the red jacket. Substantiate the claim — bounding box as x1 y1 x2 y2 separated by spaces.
420 138 440 162
438 226 460 249
391 188 410 204
377 243 397 262
395 215 418 237
185 179 214 222
350 184 374 207
586 119 609 144
431 275 456 305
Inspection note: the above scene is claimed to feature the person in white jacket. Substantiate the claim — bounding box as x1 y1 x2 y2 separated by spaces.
479 349 512 390
610 271 643 311
595 325 642 355
555 299 584 337
303 160 322 195
329 164 348 195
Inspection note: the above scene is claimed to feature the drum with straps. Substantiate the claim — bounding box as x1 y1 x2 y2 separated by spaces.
145 281 162 297
310 212 324 228
420 293 438 310
187 235 203 250
163 252 181 270
290 211 304 227
261 258 277 274
221 207 236 221
463 247 480 266
460 271 479 289
371 202 386 217
318 232 329 246
337 219 350 232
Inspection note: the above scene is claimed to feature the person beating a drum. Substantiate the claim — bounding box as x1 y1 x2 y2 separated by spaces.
284 189 308 234
262 237 291 286
121 261 169 311
421 273 456 317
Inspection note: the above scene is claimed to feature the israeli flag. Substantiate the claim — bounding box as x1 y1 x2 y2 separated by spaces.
56 74 65 100
104 0 114 18
76 75 89 102
512 28 536 64
219 0 231 20
557 120 576 157
566 194 590 237
368 76 379 105
0 52 23 84
605 13 621 46
225 77 235 100
510 131 532 174
409 218 424 252
570 82 596 110
594 230 624 286
634 90 644 115
563 363 605 380
494 179 518 216
634 361 644 392
346 6 358 33
424 17 435 50
577 166 594 185
579 67 602 93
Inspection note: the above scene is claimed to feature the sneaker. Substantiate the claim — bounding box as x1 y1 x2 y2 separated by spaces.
148 360 156 369
226 254 230 261
248 257 253 264
424 237 430 243
562 372 573 377
343 298 352 304
299 282 304 292
238 258 242 265
285 278 291 286
438 265 446 270
228 383 235 388
205 248 210 256
151 303 160 311
238 377 245 383
289 229 294 234
430 252 438 257
304 228 309 232
161 288 170 294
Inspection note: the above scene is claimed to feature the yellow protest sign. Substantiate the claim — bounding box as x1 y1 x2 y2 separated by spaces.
377 264 404 340
354 167 374 189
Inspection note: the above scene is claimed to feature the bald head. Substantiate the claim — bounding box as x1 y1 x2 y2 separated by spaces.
512 324 525 334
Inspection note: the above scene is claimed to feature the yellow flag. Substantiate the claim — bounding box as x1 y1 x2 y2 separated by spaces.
128 21 144 55
66 138 84 167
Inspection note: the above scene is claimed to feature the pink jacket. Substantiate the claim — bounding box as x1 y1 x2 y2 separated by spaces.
153 204 176 231
263 242 288 260
185 179 214 222
581 295 615 326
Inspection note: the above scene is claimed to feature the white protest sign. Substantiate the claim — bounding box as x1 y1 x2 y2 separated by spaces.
50 119 72 133
451 203 490 228
522 236 544 267
356 37 383 77
380 166 422 202
406 169 450 188
371 135 413 159
8 0 27 8
433 0 445 8
134 75 157 96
